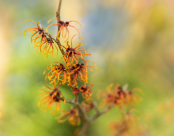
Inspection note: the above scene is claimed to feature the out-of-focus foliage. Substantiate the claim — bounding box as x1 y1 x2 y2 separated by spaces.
0 0 174 136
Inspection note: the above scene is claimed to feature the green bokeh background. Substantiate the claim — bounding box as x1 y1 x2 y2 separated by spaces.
0 0 174 136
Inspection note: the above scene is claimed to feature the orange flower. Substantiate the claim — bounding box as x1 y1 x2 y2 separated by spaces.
81 99 94 113
24 20 58 58
46 18 83 41
68 61 98 86
34 37 58 58
35 38 58 57
38 84 65 115
62 35 91 64
110 120 128 135
110 110 139 135
80 83 93 99
72 87 79 94
98 84 128 108
44 62 67 85
113 85 127 104
58 107 81 126
24 20 44 43
68 63 87 86
99 84 142 108
126 88 143 104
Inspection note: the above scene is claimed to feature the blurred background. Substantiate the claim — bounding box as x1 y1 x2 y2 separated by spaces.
0 0 174 135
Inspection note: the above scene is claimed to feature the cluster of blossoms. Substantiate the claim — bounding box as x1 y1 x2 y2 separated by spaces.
58 107 81 125
24 1 142 135
110 110 138 136
24 20 59 58
98 84 142 109
24 16 99 125
109 109 147 136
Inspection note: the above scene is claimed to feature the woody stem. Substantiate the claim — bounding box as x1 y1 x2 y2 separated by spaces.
60 97 114 136
77 105 114 136
60 98 89 122
56 0 62 21
55 0 95 135
56 0 79 102
56 0 65 55
75 93 79 102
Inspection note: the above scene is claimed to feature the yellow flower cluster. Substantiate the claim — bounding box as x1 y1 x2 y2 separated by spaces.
24 17 98 126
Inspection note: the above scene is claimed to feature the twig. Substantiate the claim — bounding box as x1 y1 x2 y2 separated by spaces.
75 102 89 122
55 0 65 55
56 0 62 26
75 93 79 102
60 97 113 136
59 97 75 104
114 128 127 136
78 105 114 136
60 98 89 122
54 1 111 135
61 98 89 122
55 0 80 111
93 102 100 114
90 105 114 122
78 121 91 136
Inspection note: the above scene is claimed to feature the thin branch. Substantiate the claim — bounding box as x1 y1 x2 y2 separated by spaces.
89 105 114 122
54 1 113 135
55 0 65 55
56 0 62 36
75 102 89 122
78 121 91 136
55 0 80 109
56 0 62 27
59 97 75 104
114 128 127 136
93 102 100 114
61 98 89 122
45 32 57 42
75 93 79 102
44 32 64 54
60 97 114 136
78 105 114 136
